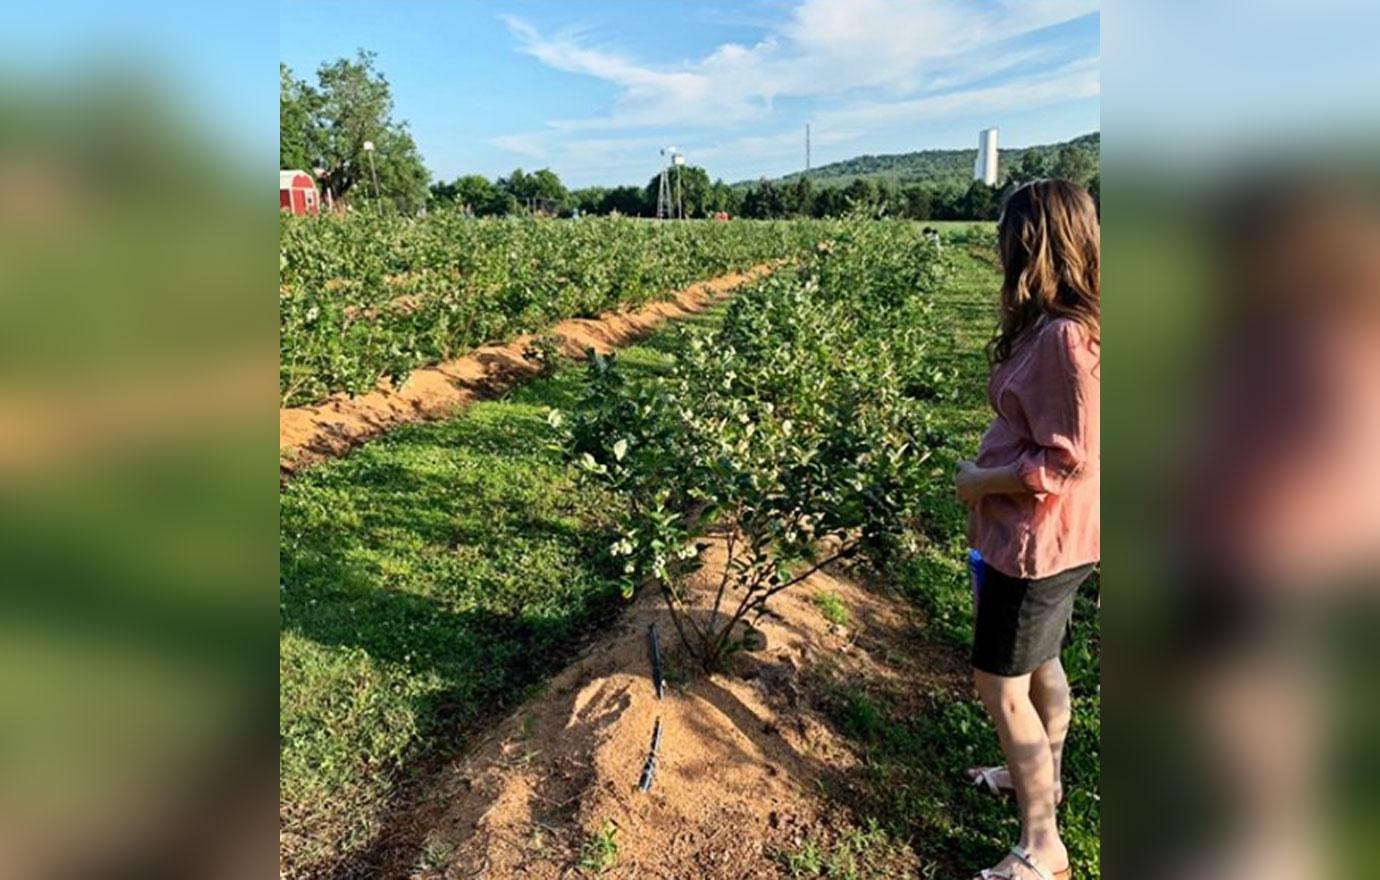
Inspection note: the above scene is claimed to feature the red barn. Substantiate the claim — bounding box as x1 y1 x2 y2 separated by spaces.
279 170 320 215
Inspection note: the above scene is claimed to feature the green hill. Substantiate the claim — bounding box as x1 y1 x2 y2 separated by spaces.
736 131 1099 190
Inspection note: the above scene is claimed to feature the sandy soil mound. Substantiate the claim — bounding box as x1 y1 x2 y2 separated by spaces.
280 264 778 482
373 535 969 880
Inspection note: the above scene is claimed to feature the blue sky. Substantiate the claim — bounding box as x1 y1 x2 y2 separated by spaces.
281 1 1099 188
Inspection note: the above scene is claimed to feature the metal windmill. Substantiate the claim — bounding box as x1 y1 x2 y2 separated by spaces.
656 146 686 219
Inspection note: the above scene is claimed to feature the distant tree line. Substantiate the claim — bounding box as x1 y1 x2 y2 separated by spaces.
782 132 1100 190
428 144 1097 222
282 50 1099 220
429 164 743 219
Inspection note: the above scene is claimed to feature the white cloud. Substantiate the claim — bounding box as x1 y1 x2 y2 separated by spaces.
493 0 1099 182
500 15 719 130
488 132 548 159
814 56 1100 132
500 0 1095 133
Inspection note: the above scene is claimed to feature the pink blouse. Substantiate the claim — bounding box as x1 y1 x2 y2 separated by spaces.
970 317 1100 579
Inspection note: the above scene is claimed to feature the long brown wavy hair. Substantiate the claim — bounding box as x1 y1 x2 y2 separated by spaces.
989 179 1100 364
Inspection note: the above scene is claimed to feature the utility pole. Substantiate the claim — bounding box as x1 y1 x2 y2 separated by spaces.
674 156 684 219
362 141 381 214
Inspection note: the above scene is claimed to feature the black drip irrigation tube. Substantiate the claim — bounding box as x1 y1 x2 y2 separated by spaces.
648 623 665 700
637 624 667 793
638 716 663 793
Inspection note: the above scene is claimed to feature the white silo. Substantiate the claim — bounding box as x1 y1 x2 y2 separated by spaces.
975 127 999 185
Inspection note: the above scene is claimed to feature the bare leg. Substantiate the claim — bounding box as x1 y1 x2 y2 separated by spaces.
1031 657 1072 797
968 657 1070 804
974 669 1068 876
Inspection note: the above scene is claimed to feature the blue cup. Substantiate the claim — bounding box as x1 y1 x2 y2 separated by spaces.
967 548 986 609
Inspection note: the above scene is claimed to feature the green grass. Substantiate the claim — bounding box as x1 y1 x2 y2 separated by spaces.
813 591 851 627
278 323 708 873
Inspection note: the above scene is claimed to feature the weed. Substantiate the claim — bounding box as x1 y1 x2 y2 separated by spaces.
784 841 823 876
782 823 902 880
661 654 692 691
523 332 566 378
417 835 453 872
579 820 619 874
835 688 885 741
813 591 850 627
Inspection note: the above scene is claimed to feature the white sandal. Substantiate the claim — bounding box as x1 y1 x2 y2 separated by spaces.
966 765 1064 804
968 765 1007 796
973 845 1070 880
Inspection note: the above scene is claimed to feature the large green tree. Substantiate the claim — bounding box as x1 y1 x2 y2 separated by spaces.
279 64 319 172
810 185 846 218
842 177 878 212
900 184 932 220
706 179 741 216
961 180 1000 220
742 179 786 218
930 184 965 220
280 50 431 212
570 186 608 215
1007 150 1049 188
786 176 816 217
599 185 649 216
432 174 513 216
643 164 712 217
498 167 570 214
1052 145 1095 186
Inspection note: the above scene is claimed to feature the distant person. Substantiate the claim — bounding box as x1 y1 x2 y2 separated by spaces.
954 179 1100 880
922 225 942 251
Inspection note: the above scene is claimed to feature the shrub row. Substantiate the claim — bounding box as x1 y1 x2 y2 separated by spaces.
280 214 822 405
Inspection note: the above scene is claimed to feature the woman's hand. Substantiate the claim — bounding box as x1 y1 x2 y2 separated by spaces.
955 460 986 506
956 461 1027 505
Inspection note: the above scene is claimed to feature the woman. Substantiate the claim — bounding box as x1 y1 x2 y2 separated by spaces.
954 179 1100 880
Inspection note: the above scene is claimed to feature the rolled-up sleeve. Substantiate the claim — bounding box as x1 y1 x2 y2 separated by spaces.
1013 322 1096 496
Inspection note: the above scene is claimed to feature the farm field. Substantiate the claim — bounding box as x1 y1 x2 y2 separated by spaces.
278 220 1099 879
278 260 778 479
279 215 821 407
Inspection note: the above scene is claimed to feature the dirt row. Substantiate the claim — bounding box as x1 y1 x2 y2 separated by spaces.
329 534 971 880
280 264 779 481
